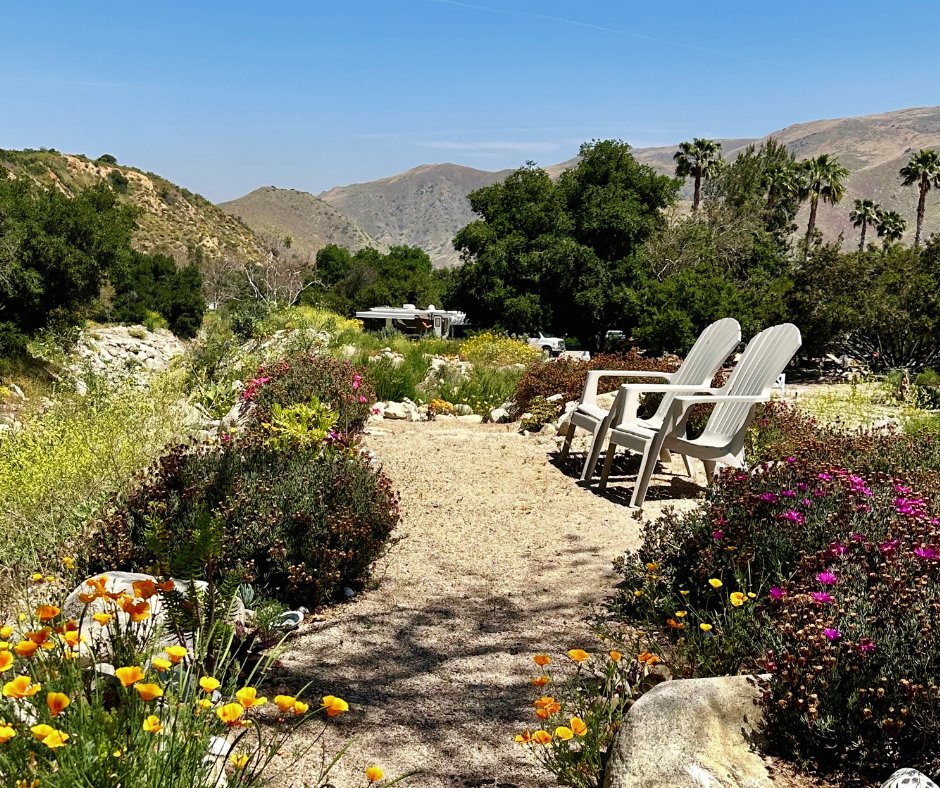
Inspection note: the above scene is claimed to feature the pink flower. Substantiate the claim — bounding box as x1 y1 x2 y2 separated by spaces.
712 530 724 541
769 586 785 600
352 374 362 390
811 591 834 605
857 638 876 653
913 545 938 560
359 395 368 404
780 510 805 524
818 472 832 481
816 571 838 586
879 539 900 554
827 542 847 557
758 492 778 503
371 406 382 415
797 483 809 492
780 489 797 498
822 627 840 641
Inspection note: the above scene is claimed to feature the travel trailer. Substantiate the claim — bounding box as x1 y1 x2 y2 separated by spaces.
354 305 469 338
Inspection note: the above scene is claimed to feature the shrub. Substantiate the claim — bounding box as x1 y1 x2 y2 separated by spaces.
0 372 190 569
93 439 399 608
245 353 374 436
459 331 540 367
613 456 940 777
513 351 678 417
431 365 523 416
362 353 429 404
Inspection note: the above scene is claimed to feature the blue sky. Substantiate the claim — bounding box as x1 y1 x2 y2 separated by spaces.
1 1 935 202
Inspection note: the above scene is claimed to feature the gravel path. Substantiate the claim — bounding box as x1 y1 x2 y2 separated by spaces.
273 419 702 787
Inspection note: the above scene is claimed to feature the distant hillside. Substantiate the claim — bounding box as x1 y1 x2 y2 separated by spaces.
219 186 376 259
0 148 266 265
319 163 510 268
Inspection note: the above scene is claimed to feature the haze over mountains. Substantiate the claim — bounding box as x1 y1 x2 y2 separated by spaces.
222 105 940 268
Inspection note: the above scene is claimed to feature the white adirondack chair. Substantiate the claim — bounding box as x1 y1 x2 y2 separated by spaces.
597 323 802 509
558 318 741 481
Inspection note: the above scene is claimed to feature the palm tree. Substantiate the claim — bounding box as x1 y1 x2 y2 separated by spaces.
875 209 907 246
763 160 799 210
899 149 940 248
799 154 849 256
674 138 723 211
849 198 880 251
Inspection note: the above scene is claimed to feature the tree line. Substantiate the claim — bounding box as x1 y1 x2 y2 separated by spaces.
446 138 940 369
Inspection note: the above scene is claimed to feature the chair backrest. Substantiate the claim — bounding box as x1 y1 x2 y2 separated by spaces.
699 323 802 443
650 317 742 423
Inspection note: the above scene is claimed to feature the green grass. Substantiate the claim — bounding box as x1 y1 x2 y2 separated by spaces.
0 371 192 569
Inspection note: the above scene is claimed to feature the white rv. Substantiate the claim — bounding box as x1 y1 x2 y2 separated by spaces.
355 304 468 339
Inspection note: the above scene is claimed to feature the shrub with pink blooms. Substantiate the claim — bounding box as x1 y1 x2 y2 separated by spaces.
613 457 940 777
244 353 375 437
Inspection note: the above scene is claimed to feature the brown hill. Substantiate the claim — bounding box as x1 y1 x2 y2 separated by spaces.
0 148 267 265
319 163 510 268
219 186 376 260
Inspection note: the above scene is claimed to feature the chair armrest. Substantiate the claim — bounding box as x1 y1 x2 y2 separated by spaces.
673 394 769 405
617 383 713 394
580 369 673 405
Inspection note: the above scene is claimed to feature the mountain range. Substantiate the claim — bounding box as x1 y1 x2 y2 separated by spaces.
4 106 940 272
221 105 940 267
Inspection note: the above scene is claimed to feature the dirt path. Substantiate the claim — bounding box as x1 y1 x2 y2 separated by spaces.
273 420 702 787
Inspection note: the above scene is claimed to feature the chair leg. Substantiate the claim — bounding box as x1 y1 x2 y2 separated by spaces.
659 447 672 463
598 441 617 490
703 460 717 484
558 420 575 459
580 421 610 481
630 444 660 509
681 454 694 477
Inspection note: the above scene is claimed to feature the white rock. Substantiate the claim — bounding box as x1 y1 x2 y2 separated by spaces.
457 414 483 424
489 407 511 423
383 401 408 420
546 393 564 403
454 404 473 416
9 383 26 400
881 769 939 788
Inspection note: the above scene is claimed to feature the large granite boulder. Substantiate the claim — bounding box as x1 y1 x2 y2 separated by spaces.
604 675 771 788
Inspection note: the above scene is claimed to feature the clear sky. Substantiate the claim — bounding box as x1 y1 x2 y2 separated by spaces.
2 1 935 202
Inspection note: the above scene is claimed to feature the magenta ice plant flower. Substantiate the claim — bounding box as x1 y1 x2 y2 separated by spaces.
858 638 876 653
811 591 834 605
914 545 939 560
822 627 840 641
769 586 785 600
780 510 805 524
816 571 838 586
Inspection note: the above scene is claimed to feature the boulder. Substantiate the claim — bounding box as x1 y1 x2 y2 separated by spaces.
383 401 409 420
881 769 940 788
454 404 473 416
457 414 483 424
489 407 511 423
604 675 771 788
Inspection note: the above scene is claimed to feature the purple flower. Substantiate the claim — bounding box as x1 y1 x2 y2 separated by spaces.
712 530 724 541
811 591 834 605
816 571 839 586
823 627 841 641
759 492 778 503
818 472 832 481
914 545 939 560
850 532 864 542
780 510 805 524
780 489 797 498
894 482 913 495
827 542 847 557
879 539 900 554
785 456 796 464
769 586 785 600
857 638 876 653
797 482 809 492
801 498 812 507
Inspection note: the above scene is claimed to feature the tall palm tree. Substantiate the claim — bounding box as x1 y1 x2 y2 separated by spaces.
849 198 880 251
763 160 799 210
875 209 907 246
674 138 723 211
799 154 849 256
899 148 940 248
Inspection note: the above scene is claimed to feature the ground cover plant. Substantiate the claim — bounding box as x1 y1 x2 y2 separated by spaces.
0 371 192 570
609 402 940 779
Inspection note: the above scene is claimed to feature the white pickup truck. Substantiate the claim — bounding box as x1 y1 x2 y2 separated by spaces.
528 332 566 357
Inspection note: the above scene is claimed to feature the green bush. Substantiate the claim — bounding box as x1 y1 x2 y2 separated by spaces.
431 365 522 416
93 439 399 607
245 353 374 436
612 426 940 777
361 353 429 404
0 372 190 569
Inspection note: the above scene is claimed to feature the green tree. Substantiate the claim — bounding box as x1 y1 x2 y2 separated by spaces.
849 198 880 251
799 154 848 256
875 209 907 246
451 143 679 348
674 138 723 211
899 148 940 248
0 178 137 352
